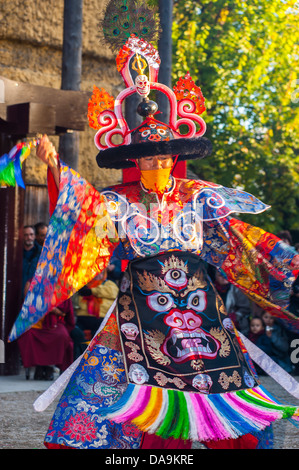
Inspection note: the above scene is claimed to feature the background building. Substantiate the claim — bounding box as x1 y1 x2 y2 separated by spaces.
0 0 123 226
0 0 126 374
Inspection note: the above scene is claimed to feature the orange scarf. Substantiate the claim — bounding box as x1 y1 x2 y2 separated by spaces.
140 167 172 194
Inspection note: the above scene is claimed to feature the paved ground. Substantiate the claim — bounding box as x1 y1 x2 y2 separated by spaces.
1 369 299 449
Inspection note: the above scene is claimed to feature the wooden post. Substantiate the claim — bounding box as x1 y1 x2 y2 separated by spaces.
0 76 90 375
0 135 24 375
157 0 173 124
59 0 83 170
158 0 186 178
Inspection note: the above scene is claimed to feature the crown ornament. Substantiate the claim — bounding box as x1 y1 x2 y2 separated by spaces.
91 0 212 169
88 34 207 151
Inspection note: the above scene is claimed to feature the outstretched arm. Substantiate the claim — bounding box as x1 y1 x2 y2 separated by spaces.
36 134 60 190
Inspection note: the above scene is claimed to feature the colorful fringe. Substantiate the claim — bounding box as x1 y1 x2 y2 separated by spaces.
0 140 38 188
8 164 118 342
99 384 299 442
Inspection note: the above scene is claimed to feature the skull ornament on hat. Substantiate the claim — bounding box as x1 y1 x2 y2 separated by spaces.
89 0 213 170
135 75 150 97
132 52 151 99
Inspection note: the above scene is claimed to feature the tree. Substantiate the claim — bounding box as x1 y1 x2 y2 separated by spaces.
172 0 299 235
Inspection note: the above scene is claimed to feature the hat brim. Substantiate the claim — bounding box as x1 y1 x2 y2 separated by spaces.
96 137 213 169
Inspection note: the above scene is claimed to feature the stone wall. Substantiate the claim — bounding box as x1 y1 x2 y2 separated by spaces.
0 0 122 189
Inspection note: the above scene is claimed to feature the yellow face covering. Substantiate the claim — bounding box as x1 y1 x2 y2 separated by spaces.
140 167 172 194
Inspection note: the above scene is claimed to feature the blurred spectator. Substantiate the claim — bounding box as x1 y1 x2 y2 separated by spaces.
107 257 122 284
34 222 48 246
248 316 266 344
248 316 267 375
259 311 293 374
22 225 41 297
76 269 119 339
276 230 292 246
208 265 252 335
208 266 231 304
18 281 75 380
70 323 87 360
226 284 253 336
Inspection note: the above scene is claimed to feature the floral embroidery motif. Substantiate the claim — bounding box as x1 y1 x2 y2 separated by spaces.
44 345 142 449
62 412 98 443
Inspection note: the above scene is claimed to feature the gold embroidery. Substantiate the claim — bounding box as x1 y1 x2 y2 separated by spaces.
215 293 227 315
119 295 135 321
154 372 186 389
218 370 242 390
190 359 204 371
144 330 171 366
161 255 189 274
137 271 178 296
181 271 207 297
137 269 206 298
210 327 231 357
125 341 144 362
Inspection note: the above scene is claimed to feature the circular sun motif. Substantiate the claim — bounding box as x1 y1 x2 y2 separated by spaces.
87 356 99 367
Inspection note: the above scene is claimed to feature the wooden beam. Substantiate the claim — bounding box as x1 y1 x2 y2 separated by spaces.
0 76 91 133
5 102 56 135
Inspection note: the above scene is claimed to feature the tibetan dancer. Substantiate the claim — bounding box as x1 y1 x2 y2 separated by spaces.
8 0 299 450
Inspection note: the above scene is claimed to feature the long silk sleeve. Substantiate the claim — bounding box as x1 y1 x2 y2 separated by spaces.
202 215 299 323
9 163 119 342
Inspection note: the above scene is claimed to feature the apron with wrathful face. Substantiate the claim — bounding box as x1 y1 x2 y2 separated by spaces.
117 251 257 395
41 175 299 448
97 250 294 443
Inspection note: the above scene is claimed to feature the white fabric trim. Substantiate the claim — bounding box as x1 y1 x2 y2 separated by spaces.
240 331 299 400
33 299 117 412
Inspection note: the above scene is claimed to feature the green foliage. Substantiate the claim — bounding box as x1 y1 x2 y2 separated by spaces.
172 0 299 235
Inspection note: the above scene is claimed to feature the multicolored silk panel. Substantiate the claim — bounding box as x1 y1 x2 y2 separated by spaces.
9 164 118 342
218 217 299 322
